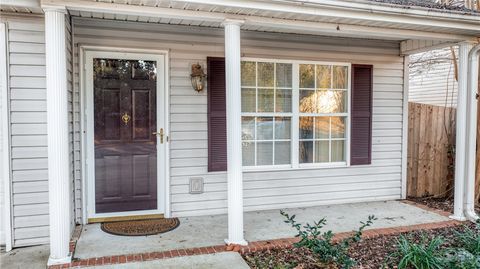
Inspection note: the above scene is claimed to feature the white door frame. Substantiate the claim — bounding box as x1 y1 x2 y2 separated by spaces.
81 46 170 221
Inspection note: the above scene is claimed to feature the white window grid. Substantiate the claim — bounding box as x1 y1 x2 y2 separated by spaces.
241 58 351 170
241 61 293 167
298 64 349 164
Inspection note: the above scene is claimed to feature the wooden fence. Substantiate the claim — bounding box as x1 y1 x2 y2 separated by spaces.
407 102 456 198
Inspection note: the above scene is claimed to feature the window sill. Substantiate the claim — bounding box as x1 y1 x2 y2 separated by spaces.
242 162 349 173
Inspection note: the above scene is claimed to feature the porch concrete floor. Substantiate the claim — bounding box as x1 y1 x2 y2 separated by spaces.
74 200 449 259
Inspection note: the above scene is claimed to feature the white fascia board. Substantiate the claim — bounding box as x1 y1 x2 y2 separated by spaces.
177 0 480 32
43 0 475 41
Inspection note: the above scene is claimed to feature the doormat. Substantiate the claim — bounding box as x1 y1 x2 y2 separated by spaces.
101 218 180 236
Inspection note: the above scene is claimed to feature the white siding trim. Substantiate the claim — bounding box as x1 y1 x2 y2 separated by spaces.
1 22 13 251
401 56 409 199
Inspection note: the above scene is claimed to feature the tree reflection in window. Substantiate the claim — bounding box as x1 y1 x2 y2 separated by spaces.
93 59 157 81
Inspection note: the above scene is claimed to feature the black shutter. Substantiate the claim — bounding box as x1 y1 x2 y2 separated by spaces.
207 57 227 172
350 64 373 165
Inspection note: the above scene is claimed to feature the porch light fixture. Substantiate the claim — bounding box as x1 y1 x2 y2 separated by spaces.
190 63 206 92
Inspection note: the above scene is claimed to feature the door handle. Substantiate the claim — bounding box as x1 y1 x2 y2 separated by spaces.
152 128 164 143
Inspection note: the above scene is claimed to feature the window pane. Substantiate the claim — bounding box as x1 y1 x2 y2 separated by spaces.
258 62 274 87
242 117 255 140
241 88 256 112
331 140 345 162
299 141 313 163
275 141 291 165
331 90 347 113
241 61 256 86
242 142 255 166
315 90 346 113
257 117 273 140
333 66 348 89
331 117 346 138
315 141 329 163
258 88 274 112
299 116 313 139
257 142 273 165
299 90 315 113
316 65 331 88
276 89 292 112
276 63 292 88
315 117 329 139
299 64 315 88
275 117 291 139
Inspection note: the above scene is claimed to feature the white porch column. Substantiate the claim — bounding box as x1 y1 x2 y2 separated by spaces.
44 6 72 265
465 43 480 221
223 19 247 246
451 42 474 221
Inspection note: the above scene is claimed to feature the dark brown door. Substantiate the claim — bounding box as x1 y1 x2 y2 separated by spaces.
93 58 158 213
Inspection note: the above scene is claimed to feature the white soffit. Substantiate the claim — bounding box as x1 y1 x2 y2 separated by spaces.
0 0 42 14
44 0 480 41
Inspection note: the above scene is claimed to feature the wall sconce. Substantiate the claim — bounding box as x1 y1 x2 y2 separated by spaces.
190 63 206 92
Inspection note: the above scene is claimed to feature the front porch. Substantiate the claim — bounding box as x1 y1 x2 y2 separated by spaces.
72 201 450 261
2 0 480 267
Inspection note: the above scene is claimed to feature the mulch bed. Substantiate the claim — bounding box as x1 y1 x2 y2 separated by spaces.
242 223 476 269
408 196 480 214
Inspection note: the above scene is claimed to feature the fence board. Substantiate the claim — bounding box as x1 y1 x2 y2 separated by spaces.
407 102 455 198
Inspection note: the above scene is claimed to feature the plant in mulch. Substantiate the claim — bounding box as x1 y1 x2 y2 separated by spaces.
389 220 480 269
454 219 480 256
280 210 376 269
391 235 446 269
442 219 480 269
443 249 480 269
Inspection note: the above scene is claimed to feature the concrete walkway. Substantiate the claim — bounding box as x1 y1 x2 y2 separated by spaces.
74 200 449 259
90 252 249 269
0 244 50 269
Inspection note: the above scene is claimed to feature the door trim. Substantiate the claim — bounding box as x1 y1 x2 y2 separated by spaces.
81 46 170 222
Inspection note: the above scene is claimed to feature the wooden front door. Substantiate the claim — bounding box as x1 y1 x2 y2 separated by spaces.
93 58 159 214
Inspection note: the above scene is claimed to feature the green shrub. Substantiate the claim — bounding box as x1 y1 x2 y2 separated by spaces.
280 210 376 269
393 235 445 269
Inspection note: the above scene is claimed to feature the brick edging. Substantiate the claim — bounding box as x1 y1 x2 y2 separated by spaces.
69 225 83 254
49 203 460 268
236 219 460 254
48 245 229 268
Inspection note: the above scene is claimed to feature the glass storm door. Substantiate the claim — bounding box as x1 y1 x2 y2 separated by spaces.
93 58 158 214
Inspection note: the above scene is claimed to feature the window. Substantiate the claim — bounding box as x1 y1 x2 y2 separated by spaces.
298 64 348 164
241 61 293 166
241 59 350 168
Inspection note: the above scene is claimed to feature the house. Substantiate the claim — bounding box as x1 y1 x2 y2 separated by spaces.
0 0 479 266
409 47 459 107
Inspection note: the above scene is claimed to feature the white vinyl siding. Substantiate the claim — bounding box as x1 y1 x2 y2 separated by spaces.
73 18 405 219
1 14 75 247
3 16 50 247
409 47 458 107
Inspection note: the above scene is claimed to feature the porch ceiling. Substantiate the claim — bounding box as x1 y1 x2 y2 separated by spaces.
37 0 480 42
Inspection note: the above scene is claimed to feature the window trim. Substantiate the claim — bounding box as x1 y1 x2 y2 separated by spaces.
241 57 351 171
